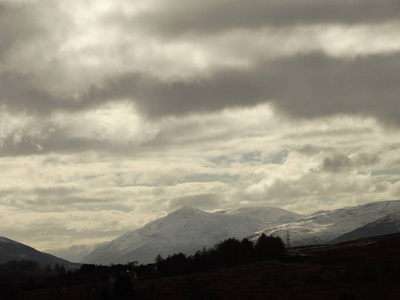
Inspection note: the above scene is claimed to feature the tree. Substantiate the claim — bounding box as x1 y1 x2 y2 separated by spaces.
241 238 255 262
255 233 286 260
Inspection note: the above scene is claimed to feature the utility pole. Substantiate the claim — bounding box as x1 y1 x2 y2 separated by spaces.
286 230 290 249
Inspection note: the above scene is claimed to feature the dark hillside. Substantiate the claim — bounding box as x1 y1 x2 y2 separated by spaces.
0 237 78 269
20 233 400 299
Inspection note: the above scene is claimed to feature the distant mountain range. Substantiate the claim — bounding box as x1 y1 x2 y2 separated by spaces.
45 242 109 263
331 211 400 244
0 237 78 269
41 200 400 265
255 200 400 246
83 206 304 265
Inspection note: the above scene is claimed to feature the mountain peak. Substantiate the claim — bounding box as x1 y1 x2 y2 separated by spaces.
84 205 304 264
170 207 204 215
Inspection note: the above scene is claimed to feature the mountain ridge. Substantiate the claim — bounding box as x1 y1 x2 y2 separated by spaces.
254 200 400 246
0 236 79 269
331 211 400 244
52 200 400 264
83 206 304 264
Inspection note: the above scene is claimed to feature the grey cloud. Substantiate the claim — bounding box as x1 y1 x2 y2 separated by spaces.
0 122 147 157
169 193 221 210
0 126 102 157
181 174 238 184
0 2 46 60
0 187 110 207
115 0 400 37
0 72 117 116
239 178 307 203
354 153 380 166
0 51 399 158
321 155 353 173
0 72 58 115
1 0 400 129
295 144 334 155
320 153 380 173
83 52 400 126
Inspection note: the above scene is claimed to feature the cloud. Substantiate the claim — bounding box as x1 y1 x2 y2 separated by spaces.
70 52 399 127
121 0 400 37
1 1 399 128
0 102 159 157
320 153 380 173
169 193 221 210
320 155 353 173
0 2 47 60
0 205 165 250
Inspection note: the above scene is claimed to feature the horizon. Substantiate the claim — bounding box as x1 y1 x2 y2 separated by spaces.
1 0 400 252
13 199 400 253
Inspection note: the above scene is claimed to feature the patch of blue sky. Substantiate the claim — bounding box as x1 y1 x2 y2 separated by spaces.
370 169 400 184
241 152 262 162
209 155 234 167
240 150 289 164
264 150 290 164
371 169 400 176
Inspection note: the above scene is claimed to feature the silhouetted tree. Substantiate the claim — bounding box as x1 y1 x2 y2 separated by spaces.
215 238 243 266
255 233 286 260
54 264 66 275
241 238 255 262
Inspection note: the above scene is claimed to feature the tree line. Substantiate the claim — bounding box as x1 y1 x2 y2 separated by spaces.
155 233 286 276
0 233 287 298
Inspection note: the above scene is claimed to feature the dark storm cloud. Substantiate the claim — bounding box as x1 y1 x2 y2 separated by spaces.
117 0 400 37
1 1 399 127
0 72 118 116
1 51 400 126
82 52 400 125
0 72 64 114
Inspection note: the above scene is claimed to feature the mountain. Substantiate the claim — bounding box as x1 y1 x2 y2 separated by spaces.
0 236 79 269
331 211 400 244
46 242 109 263
84 206 304 265
253 200 400 246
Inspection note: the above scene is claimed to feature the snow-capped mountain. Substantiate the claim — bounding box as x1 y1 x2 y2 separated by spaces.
46 242 109 263
331 211 400 244
0 236 78 269
253 200 400 246
84 206 304 265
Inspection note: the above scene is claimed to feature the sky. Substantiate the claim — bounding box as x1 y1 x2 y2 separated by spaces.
1 0 400 251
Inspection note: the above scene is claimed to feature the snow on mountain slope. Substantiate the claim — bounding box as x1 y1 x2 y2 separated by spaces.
0 236 79 269
253 200 400 246
219 207 304 228
331 211 400 244
46 242 109 263
84 206 304 265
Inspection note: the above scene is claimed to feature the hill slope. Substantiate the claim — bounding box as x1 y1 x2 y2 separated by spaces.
84 206 304 264
254 200 400 246
331 211 400 244
0 237 78 269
